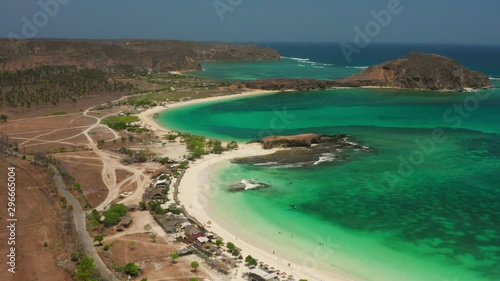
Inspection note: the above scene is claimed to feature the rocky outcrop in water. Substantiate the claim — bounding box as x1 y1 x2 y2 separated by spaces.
0 39 280 72
261 134 348 149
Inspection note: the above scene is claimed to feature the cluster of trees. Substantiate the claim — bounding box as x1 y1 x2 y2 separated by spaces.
179 133 239 159
101 115 139 131
118 147 155 164
87 204 128 228
245 255 258 266
122 262 140 277
75 256 99 281
0 66 134 109
226 242 240 256
148 200 182 216
181 133 206 159
102 204 128 226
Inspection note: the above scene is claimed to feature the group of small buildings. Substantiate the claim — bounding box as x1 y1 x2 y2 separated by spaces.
142 170 173 202
142 165 291 280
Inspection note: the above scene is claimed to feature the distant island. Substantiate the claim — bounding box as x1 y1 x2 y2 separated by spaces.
245 52 494 92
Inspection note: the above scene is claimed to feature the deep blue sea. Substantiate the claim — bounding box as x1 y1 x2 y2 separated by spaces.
261 42 500 78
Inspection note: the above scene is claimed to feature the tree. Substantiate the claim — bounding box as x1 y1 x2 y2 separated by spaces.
169 252 179 263
123 262 140 277
150 233 157 243
75 256 98 281
93 235 104 246
211 140 224 154
226 242 236 252
165 134 177 141
149 201 166 215
191 261 199 272
141 278 148 281
226 141 238 150
143 224 152 231
121 136 126 143
158 157 170 164
190 278 199 281
245 255 258 266
0 114 7 122
73 182 81 191
215 239 223 248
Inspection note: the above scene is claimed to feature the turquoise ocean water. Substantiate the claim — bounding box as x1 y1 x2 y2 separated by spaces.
159 44 500 281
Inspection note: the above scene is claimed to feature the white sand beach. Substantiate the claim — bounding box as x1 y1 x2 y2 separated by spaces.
140 89 359 281
138 89 280 133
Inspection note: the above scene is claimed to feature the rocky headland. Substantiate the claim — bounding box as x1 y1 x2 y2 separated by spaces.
233 134 371 169
0 39 280 72
244 52 494 92
335 52 493 91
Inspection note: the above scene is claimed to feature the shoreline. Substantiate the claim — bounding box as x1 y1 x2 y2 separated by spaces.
140 89 360 281
177 149 359 281
137 89 281 133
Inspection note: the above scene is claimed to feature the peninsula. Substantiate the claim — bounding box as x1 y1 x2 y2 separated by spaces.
244 52 494 92
0 39 280 72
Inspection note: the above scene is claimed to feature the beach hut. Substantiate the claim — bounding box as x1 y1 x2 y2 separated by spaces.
197 236 209 244
248 268 279 281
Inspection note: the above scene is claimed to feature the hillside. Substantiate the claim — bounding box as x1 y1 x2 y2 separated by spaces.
335 52 493 91
0 39 280 72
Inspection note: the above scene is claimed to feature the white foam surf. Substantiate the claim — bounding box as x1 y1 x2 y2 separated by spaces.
345 66 369 70
313 153 336 166
240 179 263 190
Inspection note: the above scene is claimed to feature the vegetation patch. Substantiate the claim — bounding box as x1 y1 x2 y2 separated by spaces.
51 111 67 115
101 115 139 130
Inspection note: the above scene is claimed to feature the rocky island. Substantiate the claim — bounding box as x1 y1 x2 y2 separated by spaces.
260 133 348 149
244 52 494 92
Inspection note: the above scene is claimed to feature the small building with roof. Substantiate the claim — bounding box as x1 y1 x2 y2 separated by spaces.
249 268 279 281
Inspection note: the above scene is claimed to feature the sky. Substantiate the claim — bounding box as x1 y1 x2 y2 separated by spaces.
1 0 499 45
